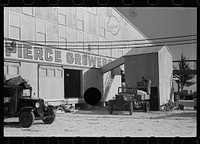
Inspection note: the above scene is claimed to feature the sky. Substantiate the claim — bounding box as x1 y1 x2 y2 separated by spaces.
116 7 197 92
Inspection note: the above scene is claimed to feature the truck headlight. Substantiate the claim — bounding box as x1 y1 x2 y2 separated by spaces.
35 102 40 108
44 102 48 107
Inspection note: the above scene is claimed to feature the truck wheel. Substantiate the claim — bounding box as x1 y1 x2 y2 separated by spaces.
109 108 113 114
43 109 56 124
129 102 133 115
144 101 150 112
19 111 35 128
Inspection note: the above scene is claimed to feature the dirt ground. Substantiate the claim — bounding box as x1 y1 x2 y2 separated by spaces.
4 107 196 137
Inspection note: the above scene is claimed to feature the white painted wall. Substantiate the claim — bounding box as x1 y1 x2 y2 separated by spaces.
4 7 152 59
158 46 173 106
39 65 64 100
21 62 38 98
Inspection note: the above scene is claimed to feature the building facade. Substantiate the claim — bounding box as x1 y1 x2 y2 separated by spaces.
4 7 153 107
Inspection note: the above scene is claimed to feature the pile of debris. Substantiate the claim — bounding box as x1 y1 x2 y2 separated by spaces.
55 104 78 114
160 100 184 111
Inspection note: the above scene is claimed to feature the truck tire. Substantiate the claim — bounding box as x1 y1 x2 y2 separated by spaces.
43 108 56 124
109 108 113 114
129 102 133 115
19 111 35 128
144 101 150 112
178 104 184 110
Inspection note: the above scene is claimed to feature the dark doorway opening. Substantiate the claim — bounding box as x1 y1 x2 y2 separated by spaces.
150 87 159 111
64 69 81 98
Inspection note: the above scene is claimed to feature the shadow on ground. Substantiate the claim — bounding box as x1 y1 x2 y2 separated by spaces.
4 121 46 128
76 106 149 116
150 111 196 119
75 106 197 119
4 122 21 128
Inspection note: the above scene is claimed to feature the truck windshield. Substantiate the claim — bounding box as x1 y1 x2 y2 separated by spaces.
22 89 31 97
118 87 134 94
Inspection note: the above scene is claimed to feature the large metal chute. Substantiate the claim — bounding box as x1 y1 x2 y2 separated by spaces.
100 57 124 74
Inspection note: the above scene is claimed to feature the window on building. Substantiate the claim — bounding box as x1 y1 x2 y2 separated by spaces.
58 8 66 26
23 7 35 16
4 62 20 76
59 14 66 26
99 15 106 37
39 68 47 77
36 20 46 45
37 32 46 45
77 10 84 31
9 12 21 40
4 65 8 74
59 26 67 49
89 13 96 35
10 66 19 76
48 69 55 77
9 26 21 40
56 69 62 78
67 8 76 29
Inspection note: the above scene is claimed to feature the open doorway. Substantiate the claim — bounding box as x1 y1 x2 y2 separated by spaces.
150 87 159 111
64 69 81 98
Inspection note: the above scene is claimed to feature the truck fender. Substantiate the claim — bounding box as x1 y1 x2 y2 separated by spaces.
20 106 35 112
108 100 115 105
47 105 56 110
14 106 36 117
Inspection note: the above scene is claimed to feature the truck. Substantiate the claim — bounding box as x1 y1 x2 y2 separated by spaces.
107 80 151 115
4 76 56 128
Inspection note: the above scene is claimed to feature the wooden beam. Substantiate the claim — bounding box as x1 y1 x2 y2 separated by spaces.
173 60 197 62
173 70 197 75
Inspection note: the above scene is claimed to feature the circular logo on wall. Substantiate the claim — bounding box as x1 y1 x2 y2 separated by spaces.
107 15 121 35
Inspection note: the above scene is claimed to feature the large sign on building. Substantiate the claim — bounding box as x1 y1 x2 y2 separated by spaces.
4 40 113 68
107 15 121 35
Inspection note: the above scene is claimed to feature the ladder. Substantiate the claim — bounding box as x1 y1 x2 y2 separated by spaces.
103 72 115 99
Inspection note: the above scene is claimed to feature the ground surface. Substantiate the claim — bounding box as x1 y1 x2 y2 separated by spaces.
4 107 196 137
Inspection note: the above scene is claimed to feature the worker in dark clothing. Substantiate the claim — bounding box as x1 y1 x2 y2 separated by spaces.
141 77 151 95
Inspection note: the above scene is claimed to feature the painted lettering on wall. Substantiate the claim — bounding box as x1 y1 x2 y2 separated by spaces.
4 40 113 68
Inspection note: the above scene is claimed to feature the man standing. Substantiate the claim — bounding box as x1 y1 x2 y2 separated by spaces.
141 77 151 95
